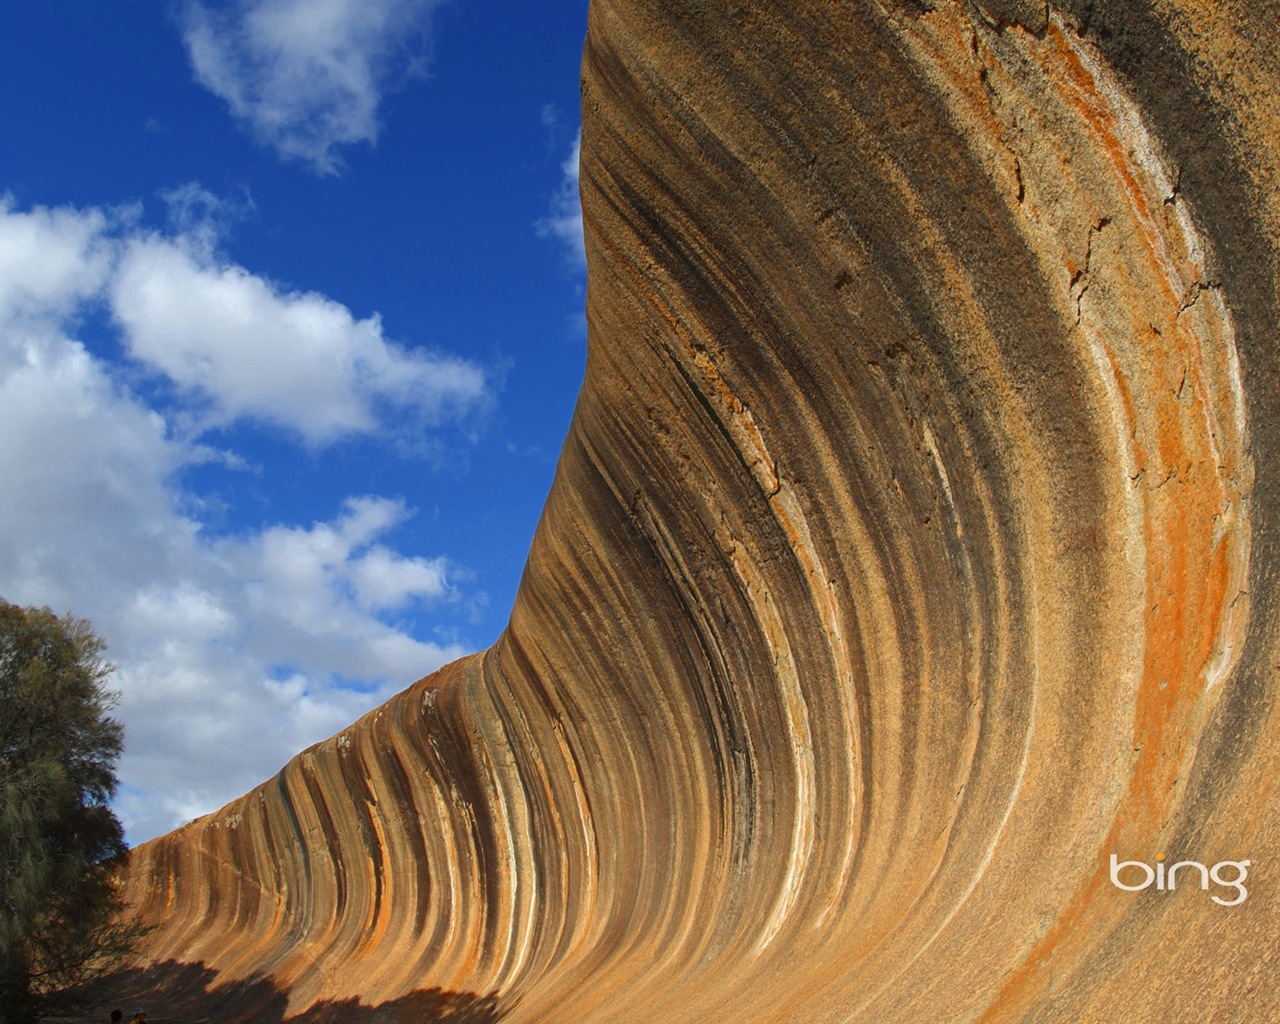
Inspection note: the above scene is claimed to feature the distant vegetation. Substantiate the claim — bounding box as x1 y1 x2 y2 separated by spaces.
0 600 140 1023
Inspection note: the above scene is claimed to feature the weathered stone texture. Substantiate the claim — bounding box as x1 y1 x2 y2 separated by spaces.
120 2 1280 1021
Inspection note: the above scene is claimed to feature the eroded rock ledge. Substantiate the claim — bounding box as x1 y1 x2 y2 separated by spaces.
121 3 1280 1021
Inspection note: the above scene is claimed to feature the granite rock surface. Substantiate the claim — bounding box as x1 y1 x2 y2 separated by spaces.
120 2 1280 1021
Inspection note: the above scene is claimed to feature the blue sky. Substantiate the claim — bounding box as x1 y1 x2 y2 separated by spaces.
0 0 589 844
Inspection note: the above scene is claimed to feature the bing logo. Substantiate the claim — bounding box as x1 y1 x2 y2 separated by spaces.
1109 854 1250 906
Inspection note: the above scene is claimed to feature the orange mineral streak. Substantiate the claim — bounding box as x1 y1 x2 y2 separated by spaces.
976 14 1251 1022
119 3 1276 1022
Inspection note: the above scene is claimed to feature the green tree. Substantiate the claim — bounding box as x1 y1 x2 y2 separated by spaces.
0 599 137 1023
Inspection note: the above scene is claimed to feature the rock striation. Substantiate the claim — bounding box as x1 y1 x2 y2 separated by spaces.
120 2 1280 1021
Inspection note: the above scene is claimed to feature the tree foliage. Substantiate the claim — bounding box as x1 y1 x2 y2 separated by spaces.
0 599 138 1023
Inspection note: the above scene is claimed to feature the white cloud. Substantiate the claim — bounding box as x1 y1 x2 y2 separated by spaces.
0 197 112 325
0 196 478 843
0 324 189 617
537 130 584 267
179 0 438 174
112 228 487 444
102 499 466 842
350 545 448 611
220 497 457 673
160 180 253 253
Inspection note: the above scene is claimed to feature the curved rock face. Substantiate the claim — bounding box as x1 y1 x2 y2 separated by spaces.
121 3 1280 1021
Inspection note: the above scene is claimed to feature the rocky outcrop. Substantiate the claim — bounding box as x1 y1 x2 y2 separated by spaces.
120 2 1280 1021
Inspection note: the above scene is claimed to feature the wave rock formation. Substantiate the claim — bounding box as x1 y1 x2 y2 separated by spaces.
121 2 1280 1021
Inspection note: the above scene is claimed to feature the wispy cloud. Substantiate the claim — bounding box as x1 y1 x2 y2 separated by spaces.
537 130 584 268
0 194 481 842
179 0 439 175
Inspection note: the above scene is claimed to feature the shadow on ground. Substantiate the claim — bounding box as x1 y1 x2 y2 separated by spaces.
59 959 503 1024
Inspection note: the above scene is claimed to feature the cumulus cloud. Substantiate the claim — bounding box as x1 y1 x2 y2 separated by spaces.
537 130 584 267
179 0 439 174
0 195 479 843
105 498 467 842
0 197 112 324
112 228 486 444
220 496 456 673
